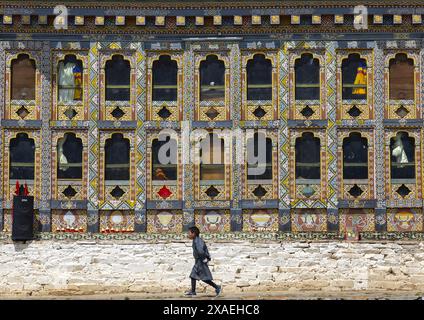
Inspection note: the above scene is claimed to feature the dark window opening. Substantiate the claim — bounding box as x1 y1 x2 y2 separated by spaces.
389 53 414 100
200 133 225 181
152 136 177 181
300 15 312 25
247 132 273 180
10 133 35 180
200 55 225 102
11 54 36 100
343 132 368 179
57 133 83 180
390 132 415 180
295 132 320 180
105 55 131 101
58 55 83 103
105 133 130 181
295 53 320 100
247 54 272 100
152 55 178 101
342 54 367 100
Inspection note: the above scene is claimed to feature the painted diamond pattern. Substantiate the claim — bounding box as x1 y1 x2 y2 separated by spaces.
205 186 220 199
64 107 78 120
205 107 219 120
252 185 267 199
396 184 411 198
62 185 77 199
347 105 362 118
253 106 267 119
16 106 30 119
395 105 409 118
300 105 314 118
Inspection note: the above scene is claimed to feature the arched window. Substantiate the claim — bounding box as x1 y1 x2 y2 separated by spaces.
295 132 320 181
247 54 272 100
105 55 131 101
152 55 178 101
389 54 414 100
152 136 177 181
390 132 415 180
200 55 225 102
343 133 368 180
247 132 273 180
10 133 35 180
342 54 367 100
58 55 83 103
11 54 36 100
57 133 83 180
295 53 320 100
105 133 130 181
200 133 225 181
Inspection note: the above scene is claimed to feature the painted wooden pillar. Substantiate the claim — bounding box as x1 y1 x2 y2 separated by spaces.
374 42 387 232
39 41 52 232
230 43 243 231
87 41 100 232
182 45 195 231
326 41 339 232
135 42 147 232
279 43 291 232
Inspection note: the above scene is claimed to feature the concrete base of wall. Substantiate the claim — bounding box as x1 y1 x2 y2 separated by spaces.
1 240 424 297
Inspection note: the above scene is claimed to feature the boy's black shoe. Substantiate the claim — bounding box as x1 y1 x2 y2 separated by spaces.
184 291 197 297
215 285 222 297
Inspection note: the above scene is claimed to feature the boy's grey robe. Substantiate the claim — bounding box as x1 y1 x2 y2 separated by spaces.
190 236 213 281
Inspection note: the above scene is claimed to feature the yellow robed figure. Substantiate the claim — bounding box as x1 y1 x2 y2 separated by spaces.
73 65 82 100
352 62 367 96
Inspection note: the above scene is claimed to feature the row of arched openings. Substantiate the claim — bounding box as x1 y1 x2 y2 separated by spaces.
294 132 415 181
8 131 417 184
9 53 414 105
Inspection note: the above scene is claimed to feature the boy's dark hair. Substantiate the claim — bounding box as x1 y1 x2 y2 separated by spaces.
189 226 200 237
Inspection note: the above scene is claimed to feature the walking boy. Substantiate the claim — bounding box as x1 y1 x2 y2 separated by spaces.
185 226 222 297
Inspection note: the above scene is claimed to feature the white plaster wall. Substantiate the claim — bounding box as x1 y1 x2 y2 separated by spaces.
1 240 424 296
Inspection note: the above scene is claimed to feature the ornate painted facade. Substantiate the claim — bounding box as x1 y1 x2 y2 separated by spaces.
1 0 424 240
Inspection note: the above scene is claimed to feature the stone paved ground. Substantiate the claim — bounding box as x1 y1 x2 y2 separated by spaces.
1 291 423 300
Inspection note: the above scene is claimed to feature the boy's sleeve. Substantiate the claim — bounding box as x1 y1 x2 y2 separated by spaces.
194 238 206 258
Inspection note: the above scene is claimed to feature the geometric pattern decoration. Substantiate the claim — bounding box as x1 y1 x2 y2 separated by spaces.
339 209 375 233
52 210 87 232
242 209 279 232
146 210 183 233
387 208 423 232
291 209 327 232
99 210 135 233
194 210 231 233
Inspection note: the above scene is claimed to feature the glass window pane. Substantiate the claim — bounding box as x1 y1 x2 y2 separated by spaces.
342 54 367 100
11 54 36 100
152 55 178 101
105 133 130 180
57 133 83 180
389 54 414 100
200 55 225 102
247 54 272 100
247 133 273 180
58 55 83 103
105 55 131 101
152 136 177 180
295 132 320 180
200 133 225 180
390 132 415 179
295 54 320 100
10 133 35 180
343 133 368 179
